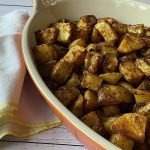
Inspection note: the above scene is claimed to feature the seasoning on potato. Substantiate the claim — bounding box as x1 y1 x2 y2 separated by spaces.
33 15 150 150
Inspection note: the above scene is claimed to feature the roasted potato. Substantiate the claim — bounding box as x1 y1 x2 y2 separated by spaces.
99 72 122 84
84 51 103 74
142 37 150 48
118 81 134 94
119 61 144 85
140 48 150 58
119 52 138 62
66 73 80 87
98 84 133 105
81 71 103 91
103 53 118 73
145 27 150 36
81 111 106 135
127 24 144 36
55 86 80 107
133 102 150 120
84 90 99 113
112 23 128 35
86 43 100 52
110 134 134 150
36 27 58 44
135 58 150 77
118 34 145 53
77 15 97 41
70 94 84 117
51 59 73 84
95 21 118 43
63 45 86 67
38 60 57 78
53 44 67 58
138 79 150 90
55 22 75 44
134 89 150 104
102 105 120 117
69 38 87 48
103 115 120 134
101 45 118 56
111 113 147 142
91 27 103 43
33 44 58 64
98 17 118 25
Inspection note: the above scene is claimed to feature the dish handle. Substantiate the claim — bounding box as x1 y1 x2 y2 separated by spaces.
32 0 60 11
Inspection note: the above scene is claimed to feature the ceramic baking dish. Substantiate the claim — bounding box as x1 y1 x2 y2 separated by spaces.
22 0 150 149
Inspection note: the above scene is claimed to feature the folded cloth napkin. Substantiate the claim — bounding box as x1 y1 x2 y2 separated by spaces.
0 10 61 139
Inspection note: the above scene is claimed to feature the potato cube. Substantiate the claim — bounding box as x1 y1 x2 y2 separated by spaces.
84 90 99 113
55 86 80 107
63 45 86 67
103 53 118 73
95 21 118 42
77 15 97 41
66 73 80 87
36 27 58 44
110 134 134 150
127 24 144 36
98 17 118 25
81 71 103 91
118 34 145 53
84 51 103 74
133 102 150 120
98 84 133 105
112 23 128 35
119 61 144 85
138 79 150 90
70 94 84 118
38 60 57 78
104 116 119 134
33 44 58 64
81 111 106 135
111 113 147 142
101 46 118 56
118 81 134 94
69 38 87 48
134 89 150 104
99 72 122 84
135 58 150 77
55 22 75 44
103 105 120 117
51 59 73 84
91 27 103 43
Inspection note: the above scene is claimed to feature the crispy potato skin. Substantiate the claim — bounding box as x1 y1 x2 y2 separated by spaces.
51 59 73 84
110 134 134 150
98 84 133 105
119 61 144 85
81 71 103 92
55 86 80 107
69 38 87 48
111 113 147 142
103 53 118 73
118 34 145 53
84 51 103 74
99 72 122 84
91 27 103 43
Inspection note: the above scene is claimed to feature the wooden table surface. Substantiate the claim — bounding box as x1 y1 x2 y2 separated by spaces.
0 0 149 150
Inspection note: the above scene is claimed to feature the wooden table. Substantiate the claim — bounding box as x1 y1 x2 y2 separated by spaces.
0 0 85 150
0 0 149 150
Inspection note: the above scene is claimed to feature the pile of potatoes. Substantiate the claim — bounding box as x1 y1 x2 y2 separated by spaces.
33 15 150 150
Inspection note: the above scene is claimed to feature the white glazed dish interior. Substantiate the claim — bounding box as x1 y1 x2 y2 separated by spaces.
22 0 150 149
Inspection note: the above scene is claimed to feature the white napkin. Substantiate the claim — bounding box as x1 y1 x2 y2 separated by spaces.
0 10 61 138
